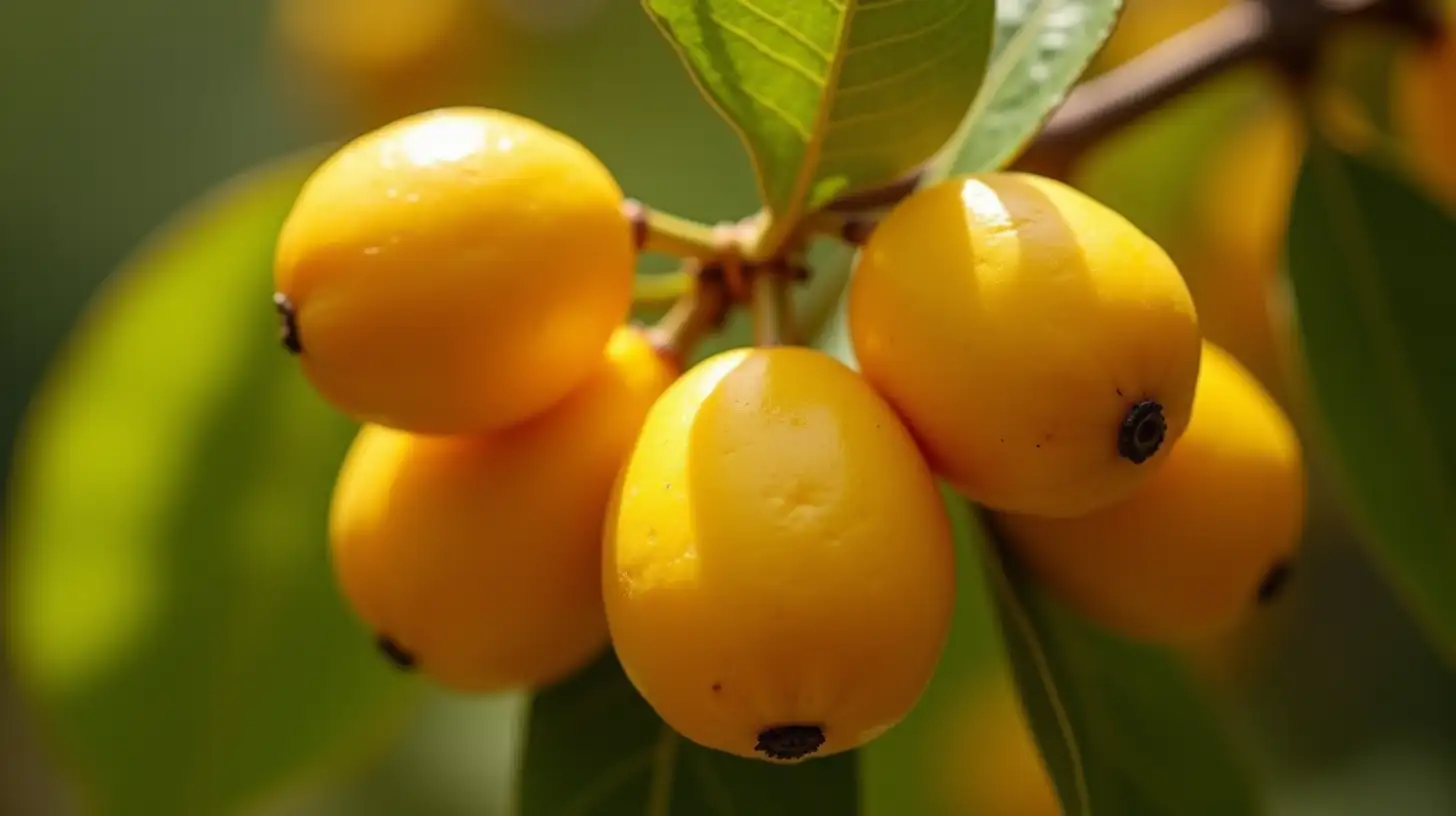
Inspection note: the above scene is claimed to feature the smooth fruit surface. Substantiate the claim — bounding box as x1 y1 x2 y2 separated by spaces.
1187 101 1303 401
996 341 1306 645
848 172 1202 518
329 326 675 693
1393 28 1456 205
1090 0 1228 73
274 106 635 434
603 346 956 763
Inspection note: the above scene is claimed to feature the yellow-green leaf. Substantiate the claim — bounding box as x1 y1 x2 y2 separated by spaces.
3 154 418 815
643 0 995 253
931 0 1123 177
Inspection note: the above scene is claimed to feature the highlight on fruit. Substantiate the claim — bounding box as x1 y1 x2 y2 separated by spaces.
232 0 1452 791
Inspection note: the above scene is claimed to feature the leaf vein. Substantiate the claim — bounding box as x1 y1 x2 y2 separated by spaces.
989 549 1093 816
841 0 973 58
824 84 954 135
689 752 740 816
835 35 975 97
557 748 656 816
645 726 683 816
725 0 834 61
708 12 830 89
1313 149 1456 534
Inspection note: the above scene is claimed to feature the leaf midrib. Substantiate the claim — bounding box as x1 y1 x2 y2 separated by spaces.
772 0 858 246
988 547 1093 816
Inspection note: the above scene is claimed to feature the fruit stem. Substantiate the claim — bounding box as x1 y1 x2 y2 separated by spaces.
750 265 796 347
633 269 694 305
624 199 738 260
645 263 732 369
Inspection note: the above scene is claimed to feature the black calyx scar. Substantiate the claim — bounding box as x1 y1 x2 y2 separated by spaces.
273 292 302 355
1118 399 1166 464
755 724 825 761
1256 560 1294 604
376 635 416 670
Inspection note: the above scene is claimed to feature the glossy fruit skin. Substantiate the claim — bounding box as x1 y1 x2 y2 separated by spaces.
603 346 956 763
995 341 1306 645
848 172 1202 518
329 326 675 693
1393 28 1456 205
274 106 635 435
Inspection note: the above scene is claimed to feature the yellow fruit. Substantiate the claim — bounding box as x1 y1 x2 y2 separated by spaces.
603 346 956 763
1187 101 1304 401
1393 28 1456 205
1091 0 1229 73
848 172 1202 519
995 341 1306 645
329 326 674 693
934 675 1059 816
273 0 489 124
274 107 636 434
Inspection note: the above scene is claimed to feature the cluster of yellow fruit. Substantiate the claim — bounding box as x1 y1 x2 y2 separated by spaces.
272 105 1307 765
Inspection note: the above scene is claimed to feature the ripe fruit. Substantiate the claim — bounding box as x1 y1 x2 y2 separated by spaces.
1187 101 1303 401
1090 0 1228 74
603 346 956 763
274 107 636 434
848 172 1202 519
933 675 1059 816
1392 26 1456 205
994 341 1306 645
329 326 675 693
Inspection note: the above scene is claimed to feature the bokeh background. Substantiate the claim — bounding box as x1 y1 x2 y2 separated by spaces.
3 0 1456 813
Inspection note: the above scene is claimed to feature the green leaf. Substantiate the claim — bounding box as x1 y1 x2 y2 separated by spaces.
856 486 1004 816
1283 136 1456 663
930 0 1123 178
3 154 418 815
517 652 859 815
642 0 995 253
983 515 1265 816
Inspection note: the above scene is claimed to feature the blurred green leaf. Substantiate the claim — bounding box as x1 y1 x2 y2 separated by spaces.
857 487 1003 816
641 0 995 253
517 652 859 815
984 516 1265 816
3 155 418 815
1284 136 1456 664
813 299 1004 816
930 0 1123 178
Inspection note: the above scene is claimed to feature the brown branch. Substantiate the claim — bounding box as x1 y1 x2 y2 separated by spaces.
825 0 1441 220
1017 0 1440 173
1016 1 1272 173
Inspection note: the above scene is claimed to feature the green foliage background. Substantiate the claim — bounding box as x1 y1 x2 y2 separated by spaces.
3 0 1456 814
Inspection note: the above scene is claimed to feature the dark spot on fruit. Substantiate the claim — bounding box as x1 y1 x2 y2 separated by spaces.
273 292 302 355
711 682 723 693
755 724 825 761
1256 560 1294 604
1118 400 1166 464
376 635 416 670
1116 388 1124 397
